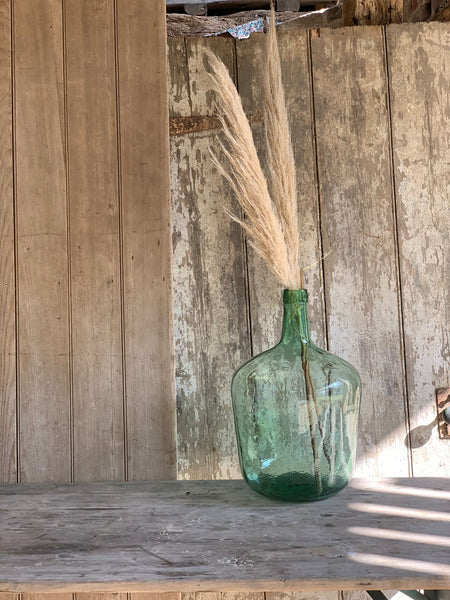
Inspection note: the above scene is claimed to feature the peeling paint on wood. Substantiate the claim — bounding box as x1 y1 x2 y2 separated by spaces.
170 129 249 480
311 26 410 478
168 21 449 505
0 10 447 597
169 38 249 483
387 22 450 474
169 35 256 600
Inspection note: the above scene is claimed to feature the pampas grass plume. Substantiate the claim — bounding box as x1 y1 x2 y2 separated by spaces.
204 9 301 289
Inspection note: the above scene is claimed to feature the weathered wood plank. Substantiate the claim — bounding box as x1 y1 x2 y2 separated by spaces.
75 593 125 600
386 22 450 475
168 38 191 118
236 30 327 355
22 594 74 600
14 0 71 483
65 0 124 482
169 37 249 480
116 0 177 482
0 0 15 484
311 26 410 478
65 0 126 588
166 9 343 38
0 478 449 592
185 37 236 117
131 593 180 600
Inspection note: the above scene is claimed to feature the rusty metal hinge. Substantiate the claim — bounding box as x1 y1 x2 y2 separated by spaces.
436 387 450 439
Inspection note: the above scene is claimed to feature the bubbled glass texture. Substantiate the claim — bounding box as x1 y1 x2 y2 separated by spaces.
231 290 361 502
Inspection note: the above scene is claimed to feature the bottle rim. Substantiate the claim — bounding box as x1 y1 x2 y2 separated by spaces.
283 289 308 303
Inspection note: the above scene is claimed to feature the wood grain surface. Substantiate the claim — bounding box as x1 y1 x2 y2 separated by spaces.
13 7 73 600
65 6 125 600
65 0 124 482
0 6 16 600
169 39 255 600
116 0 177 483
14 0 71 483
387 22 450 475
168 26 448 600
0 8 448 598
0 0 15 485
169 37 249 481
311 26 410 478
0 478 449 592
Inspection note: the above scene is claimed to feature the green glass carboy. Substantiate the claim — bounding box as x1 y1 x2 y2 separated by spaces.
231 289 361 502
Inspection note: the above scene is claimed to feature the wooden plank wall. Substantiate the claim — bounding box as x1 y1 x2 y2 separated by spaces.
168 20 449 600
0 0 177 478
169 20 449 483
0 0 177 480
0 3 176 600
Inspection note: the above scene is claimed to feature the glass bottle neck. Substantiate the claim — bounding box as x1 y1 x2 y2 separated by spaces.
281 289 310 344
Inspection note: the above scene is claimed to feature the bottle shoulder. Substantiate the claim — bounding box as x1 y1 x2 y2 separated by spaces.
308 343 361 379
232 340 361 386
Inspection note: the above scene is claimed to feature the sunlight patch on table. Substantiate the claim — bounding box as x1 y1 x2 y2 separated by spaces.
348 526 450 547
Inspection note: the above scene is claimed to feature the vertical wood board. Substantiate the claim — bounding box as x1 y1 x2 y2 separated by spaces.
169 37 249 481
0 0 16 484
14 0 71 483
13 3 73 600
65 0 124 482
311 26 410 477
117 3 180 599
170 130 248 480
116 0 177 483
387 22 450 474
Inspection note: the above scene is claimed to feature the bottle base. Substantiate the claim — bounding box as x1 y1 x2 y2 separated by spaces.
244 471 350 502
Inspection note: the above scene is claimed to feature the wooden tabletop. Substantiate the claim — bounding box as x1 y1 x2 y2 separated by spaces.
0 477 449 593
